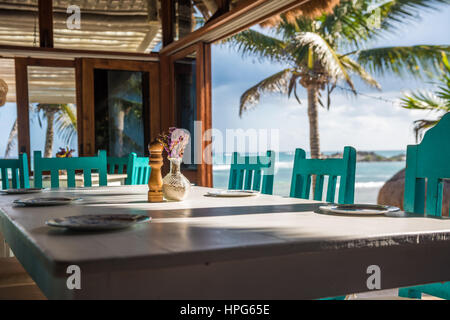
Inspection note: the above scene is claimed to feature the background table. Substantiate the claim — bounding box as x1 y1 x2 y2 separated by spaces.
1 185 450 299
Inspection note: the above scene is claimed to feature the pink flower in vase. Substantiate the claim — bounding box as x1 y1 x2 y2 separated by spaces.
156 127 190 159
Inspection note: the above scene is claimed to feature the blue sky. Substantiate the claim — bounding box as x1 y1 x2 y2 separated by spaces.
211 4 450 152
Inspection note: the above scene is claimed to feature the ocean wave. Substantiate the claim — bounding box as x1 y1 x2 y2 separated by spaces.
213 162 294 171
355 181 385 189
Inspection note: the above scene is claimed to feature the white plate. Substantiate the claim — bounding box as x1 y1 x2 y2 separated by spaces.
205 190 259 197
13 197 81 207
319 204 400 215
1 188 43 195
46 214 151 231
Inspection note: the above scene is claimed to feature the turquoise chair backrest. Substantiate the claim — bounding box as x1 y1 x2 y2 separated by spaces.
125 153 151 185
290 146 356 204
0 153 30 190
228 150 275 195
34 150 107 188
404 112 450 216
107 157 128 174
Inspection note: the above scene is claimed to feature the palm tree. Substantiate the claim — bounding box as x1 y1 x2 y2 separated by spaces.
35 104 77 158
227 0 450 160
4 103 77 158
106 71 143 157
400 53 450 141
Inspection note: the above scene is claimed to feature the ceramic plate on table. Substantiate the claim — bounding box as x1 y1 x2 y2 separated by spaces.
205 190 259 197
1 188 43 195
319 204 400 216
46 214 151 231
13 197 81 207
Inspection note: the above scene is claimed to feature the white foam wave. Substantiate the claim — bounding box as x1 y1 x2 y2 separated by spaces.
213 161 293 171
355 181 385 189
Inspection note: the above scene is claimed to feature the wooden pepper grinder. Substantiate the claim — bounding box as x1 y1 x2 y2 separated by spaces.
148 140 164 202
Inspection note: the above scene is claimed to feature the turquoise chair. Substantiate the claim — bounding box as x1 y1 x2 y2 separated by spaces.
107 156 129 175
108 153 151 185
34 150 107 188
290 146 356 204
0 153 30 190
399 112 450 300
289 147 356 300
228 150 275 195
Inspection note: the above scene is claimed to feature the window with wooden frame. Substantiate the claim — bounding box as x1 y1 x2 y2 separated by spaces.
161 41 212 187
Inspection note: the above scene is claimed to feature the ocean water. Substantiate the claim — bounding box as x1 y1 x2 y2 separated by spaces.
212 151 405 204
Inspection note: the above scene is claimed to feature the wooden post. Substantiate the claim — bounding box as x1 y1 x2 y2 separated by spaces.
38 0 54 48
161 0 175 47
148 140 164 202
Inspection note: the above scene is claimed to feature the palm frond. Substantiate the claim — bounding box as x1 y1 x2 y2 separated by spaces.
225 29 289 64
296 32 355 91
55 104 77 145
413 119 440 142
376 0 450 33
400 91 449 111
340 55 381 89
357 45 450 78
239 68 293 116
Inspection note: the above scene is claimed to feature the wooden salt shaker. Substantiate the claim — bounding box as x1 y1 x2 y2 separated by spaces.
148 140 164 202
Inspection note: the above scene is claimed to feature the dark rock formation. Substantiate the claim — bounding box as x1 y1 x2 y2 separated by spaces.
325 151 405 162
377 168 449 215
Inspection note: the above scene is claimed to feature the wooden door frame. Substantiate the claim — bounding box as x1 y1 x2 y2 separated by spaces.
79 58 160 156
15 57 76 167
161 42 212 187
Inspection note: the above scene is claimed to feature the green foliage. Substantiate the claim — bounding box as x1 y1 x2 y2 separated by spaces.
400 53 450 140
36 103 77 145
357 45 450 79
226 0 450 116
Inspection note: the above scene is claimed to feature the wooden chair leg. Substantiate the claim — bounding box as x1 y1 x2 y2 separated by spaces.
0 257 46 300
0 284 46 300
0 257 35 287
0 233 7 258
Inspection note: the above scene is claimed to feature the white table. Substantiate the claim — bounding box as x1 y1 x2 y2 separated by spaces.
1 185 450 299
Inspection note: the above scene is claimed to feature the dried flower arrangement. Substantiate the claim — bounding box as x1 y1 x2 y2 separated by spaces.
56 147 75 158
156 127 190 159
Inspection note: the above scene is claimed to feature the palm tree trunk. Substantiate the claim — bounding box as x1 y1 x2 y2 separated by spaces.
44 111 55 158
307 86 321 196
307 86 320 159
4 119 17 158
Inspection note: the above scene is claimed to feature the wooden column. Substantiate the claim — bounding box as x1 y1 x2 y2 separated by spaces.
203 43 213 187
161 0 175 47
74 58 83 155
38 0 54 48
14 59 30 164
197 42 212 187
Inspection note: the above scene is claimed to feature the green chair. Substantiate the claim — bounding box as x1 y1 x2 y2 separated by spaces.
107 156 129 175
289 147 356 300
290 146 356 204
127 153 151 185
228 150 275 195
34 150 107 188
0 153 30 190
399 112 450 300
108 153 151 185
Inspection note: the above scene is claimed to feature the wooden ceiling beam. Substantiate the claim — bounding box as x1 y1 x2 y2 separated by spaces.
0 45 159 61
160 0 317 55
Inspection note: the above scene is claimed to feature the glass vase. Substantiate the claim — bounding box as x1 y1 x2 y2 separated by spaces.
162 157 190 201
